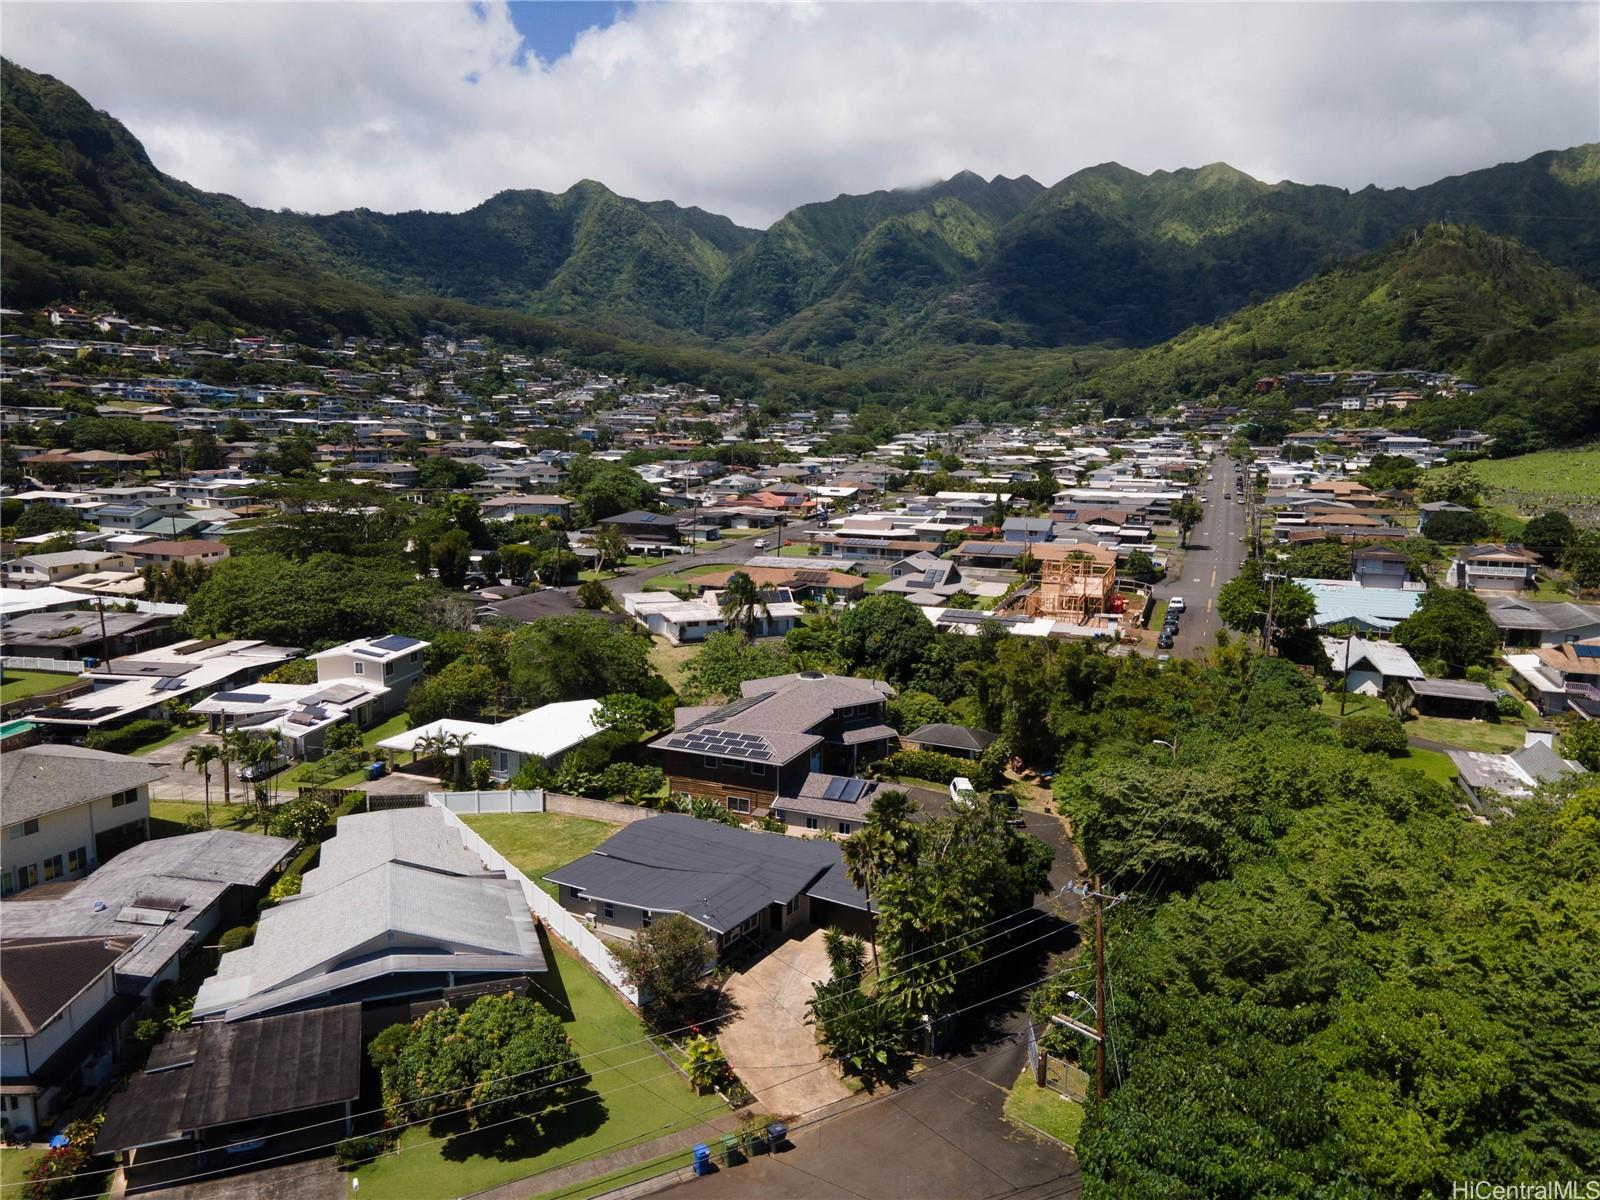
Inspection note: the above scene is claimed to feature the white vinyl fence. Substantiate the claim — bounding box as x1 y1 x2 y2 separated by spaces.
431 799 640 1005
429 789 545 814
0 657 86 674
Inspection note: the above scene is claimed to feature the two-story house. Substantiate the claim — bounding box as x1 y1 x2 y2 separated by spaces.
1450 544 1540 592
1504 638 1600 717
649 672 897 832
307 634 429 718
0 745 162 896
1351 546 1413 589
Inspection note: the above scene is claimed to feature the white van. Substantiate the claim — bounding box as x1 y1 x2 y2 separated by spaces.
950 776 978 806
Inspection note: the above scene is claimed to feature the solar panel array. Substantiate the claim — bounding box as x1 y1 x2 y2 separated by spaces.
664 726 773 762
370 635 422 652
820 777 869 803
153 675 189 692
211 691 270 704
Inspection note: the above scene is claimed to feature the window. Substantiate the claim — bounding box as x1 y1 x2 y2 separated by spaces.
703 755 720 769
384 662 395 677
16 864 38 892
8 819 39 840
642 910 653 929
352 661 365 675
409 651 420 664
67 847 86 874
786 897 798 916
111 788 139 808
602 902 615 920
805 817 819 831
42 855 64 882
0 871 11 898
838 822 852 834
749 763 766 777
727 796 751 814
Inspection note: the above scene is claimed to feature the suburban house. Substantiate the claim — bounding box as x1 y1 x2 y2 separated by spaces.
1417 501 1474 533
0 609 177 661
649 671 896 829
1302 580 1422 634
1450 545 1539 592
187 676 391 760
689 566 865 604
622 588 805 646
378 698 610 782
307 634 428 717
1 551 131 589
901 722 998 760
813 535 942 564
598 510 684 546
27 640 298 735
0 831 293 1133
193 808 545 1022
1351 547 1413 589
124 540 230 571
0 745 163 896
1402 678 1498 719
95 1005 363 1186
1503 638 1600 718
545 813 875 952
875 553 967 605
1447 731 1588 810
1320 637 1425 696
479 494 572 521
1481 595 1600 648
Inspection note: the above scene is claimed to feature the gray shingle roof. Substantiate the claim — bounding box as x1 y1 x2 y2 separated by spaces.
0 745 165 824
904 723 998 754
544 813 869 934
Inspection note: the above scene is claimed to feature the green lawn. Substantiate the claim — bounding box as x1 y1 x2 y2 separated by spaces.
149 798 271 838
354 940 725 1200
1405 714 1528 753
777 544 819 558
1004 1069 1084 1148
1398 747 1459 788
0 1147 45 1190
532 1147 690 1200
464 812 616 897
1316 690 1386 721
861 573 891 592
0 668 81 704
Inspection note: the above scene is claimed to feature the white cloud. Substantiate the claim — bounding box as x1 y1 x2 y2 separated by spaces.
4 1 1596 228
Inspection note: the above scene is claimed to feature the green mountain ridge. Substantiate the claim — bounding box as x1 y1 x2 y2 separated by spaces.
4 54 1598 436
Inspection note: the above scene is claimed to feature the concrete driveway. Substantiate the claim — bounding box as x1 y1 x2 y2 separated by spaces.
143 729 227 803
719 927 852 1116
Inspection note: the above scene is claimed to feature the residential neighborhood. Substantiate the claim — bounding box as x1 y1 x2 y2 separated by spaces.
1 321 1596 1200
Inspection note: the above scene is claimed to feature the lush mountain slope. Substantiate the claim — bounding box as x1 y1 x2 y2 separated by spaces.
1083 223 1600 446
257 181 758 334
5 55 1598 389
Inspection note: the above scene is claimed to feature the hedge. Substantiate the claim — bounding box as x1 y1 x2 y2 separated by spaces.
1338 714 1409 757
84 719 171 754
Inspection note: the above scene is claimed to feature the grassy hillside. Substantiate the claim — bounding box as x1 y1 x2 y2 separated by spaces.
1470 446 1600 520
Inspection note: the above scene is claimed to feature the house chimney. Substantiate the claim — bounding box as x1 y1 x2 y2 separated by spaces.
1524 728 1555 750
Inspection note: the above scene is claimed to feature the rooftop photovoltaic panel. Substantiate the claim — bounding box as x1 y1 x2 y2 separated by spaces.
153 675 189 692
210 691 270 704
370 635 422 652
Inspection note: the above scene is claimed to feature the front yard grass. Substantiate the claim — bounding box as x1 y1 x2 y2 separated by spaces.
353 939 725 1200
0 1147 46 1190
648 638 698 693
464 812 617 897
1404 714 1528 753
1004 1069 1084 1148
0 668 81 704
1398 748 1459 788
148 799 272 838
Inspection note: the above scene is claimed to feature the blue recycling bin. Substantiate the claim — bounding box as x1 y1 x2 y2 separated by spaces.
765 1122 788 1152
692 1143 711 1176
367 761 385 781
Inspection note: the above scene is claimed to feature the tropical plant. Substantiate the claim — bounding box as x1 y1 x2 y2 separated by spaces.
181 741 220 828
718 570 770 636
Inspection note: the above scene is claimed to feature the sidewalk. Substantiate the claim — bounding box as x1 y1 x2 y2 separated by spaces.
463 1111 743 1200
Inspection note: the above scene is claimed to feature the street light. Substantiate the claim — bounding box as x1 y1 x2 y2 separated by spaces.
1151 739 1177 756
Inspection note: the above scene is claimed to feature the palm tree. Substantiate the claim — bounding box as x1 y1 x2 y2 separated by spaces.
440 731 475 788
218 728 250 806
260 729 285 804
181 743 220 828
718 571 769 636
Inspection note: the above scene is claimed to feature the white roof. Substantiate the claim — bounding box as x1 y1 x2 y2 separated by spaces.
0 585 92 616
378 698 608 759
1320 636 1424 679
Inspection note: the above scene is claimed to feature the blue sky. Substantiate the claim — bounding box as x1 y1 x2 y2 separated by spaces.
506 1 633 64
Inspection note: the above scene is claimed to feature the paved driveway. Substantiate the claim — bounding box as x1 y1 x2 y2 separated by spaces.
143 729 226 803
602 522 819 598
719 927 852 1116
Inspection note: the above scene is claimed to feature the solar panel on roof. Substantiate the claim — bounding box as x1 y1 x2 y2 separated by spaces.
153 675 188 692
211 691 270 704
370 635 422 652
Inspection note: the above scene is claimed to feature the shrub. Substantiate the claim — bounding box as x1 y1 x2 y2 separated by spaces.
1495 693 1525 718
218 924 256 953
24 1116 101 1199
595 761 664 801
875 749 982 788
323 722 364 753
268 797 330 843
268 872 303 902
1464 665 1494 685
85 719 171 754
469 756 493 790
1338 714 1409 757
683 1034 729 1093
334 1135 386 1169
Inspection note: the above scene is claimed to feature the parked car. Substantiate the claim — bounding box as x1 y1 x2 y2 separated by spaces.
949 776 978 806
1156 631 1175 649
240 755 289 782
752 538 769 550
1168 597 1186 613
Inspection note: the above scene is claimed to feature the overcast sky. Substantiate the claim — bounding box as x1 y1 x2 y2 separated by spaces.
5 1 1596 229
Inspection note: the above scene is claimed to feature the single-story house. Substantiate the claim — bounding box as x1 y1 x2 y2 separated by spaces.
1481 596 1600 648
902 722 998 760
1302 580 1422 634
1319 636 1425 696
545 813 874 952
1447 731 1587 810
689 566 864 604
480 494 572 520
193 808 545 1022
1403 677 1498 719
0 609 177 661
378 699 610 782
622 588 804 646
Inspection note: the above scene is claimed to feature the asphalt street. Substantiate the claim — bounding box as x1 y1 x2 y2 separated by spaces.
1149 456 1249 658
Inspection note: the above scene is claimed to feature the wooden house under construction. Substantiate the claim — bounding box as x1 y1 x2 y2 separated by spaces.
1025 542 1119 624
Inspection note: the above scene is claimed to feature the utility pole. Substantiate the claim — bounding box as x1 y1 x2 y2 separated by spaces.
94 595 110 667
1339 626 1354 716
1062 878 1126 1103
